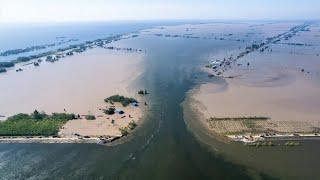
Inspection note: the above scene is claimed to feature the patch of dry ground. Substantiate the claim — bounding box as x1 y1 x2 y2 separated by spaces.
59 102 143 137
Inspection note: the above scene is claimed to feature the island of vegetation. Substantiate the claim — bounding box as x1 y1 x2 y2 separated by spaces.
0 110 76 136
0 93 145 144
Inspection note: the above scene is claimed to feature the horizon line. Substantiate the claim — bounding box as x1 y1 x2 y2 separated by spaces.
1 18 319 24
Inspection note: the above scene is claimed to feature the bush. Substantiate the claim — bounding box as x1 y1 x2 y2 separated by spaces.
119 127 129 136
51 113 76 120
105 95 137 107
85 115 96 120
103 107 115 115
128 120 137 130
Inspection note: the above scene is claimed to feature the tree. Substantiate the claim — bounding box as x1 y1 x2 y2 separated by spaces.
119 127 129 136
128 120 137 130
85 115 96 120
32 110 44 120
103 108 115 115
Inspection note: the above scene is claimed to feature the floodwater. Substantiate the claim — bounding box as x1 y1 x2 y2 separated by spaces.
0 21 319 179
183 21 320 179
0 48 143 119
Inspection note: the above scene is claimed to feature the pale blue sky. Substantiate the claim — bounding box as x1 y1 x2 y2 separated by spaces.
0 0 319 22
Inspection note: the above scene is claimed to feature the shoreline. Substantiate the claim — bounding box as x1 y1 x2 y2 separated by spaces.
0 136 119 144
227 133 320 143
0 101 147 145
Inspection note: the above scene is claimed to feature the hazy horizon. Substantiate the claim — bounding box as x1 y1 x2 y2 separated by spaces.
1 0 319 23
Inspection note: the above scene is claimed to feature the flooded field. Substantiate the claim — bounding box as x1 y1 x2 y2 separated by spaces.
0 48 144 119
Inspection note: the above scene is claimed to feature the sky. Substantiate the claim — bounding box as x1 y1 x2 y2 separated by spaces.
0 0 319 22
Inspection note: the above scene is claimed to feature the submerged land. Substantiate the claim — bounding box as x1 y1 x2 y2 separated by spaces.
0 38 147 144
184 22 320 143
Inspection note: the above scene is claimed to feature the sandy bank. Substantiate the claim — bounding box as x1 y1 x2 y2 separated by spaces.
59 102 144 137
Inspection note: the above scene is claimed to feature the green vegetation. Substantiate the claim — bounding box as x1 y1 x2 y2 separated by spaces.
119 120 137 136
50 113 76 120
85 115 96 120
105 95 137 107
103 107 115 115
119 127 129 136
128 120 137 130
0 111 76 136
